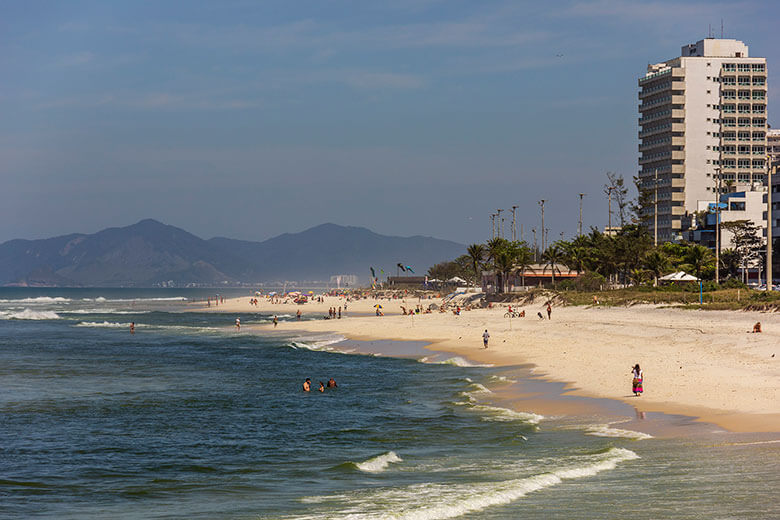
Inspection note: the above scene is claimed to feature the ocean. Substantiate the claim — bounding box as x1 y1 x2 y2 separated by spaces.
1 288 778 519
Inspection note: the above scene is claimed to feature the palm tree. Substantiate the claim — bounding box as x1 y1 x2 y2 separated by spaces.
514 247 534 288
466 243 485 286
542 244 564 287
493 250 517 293
643 250 670 287
485 237 508 264
685 244 715 280
564 245 590 274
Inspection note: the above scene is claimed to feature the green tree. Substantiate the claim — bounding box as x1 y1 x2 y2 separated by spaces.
466 243 485 285
542 243 564 287
684 244 715 280
643 249 671 286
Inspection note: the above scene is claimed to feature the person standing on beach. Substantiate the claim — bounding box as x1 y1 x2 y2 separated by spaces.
296 309 301 320
482 329 490 349
631 364 643 396
338 306 341 319
546 303 552 320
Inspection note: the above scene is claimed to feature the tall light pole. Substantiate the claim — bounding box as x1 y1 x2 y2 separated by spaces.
501 218 505 239
606 187 615 235
511 205 518 241
767 156 774 291
496 209 503 238
715 168 721 284
538 200 546 252
578 193 585 236
653 169 658 247
532 228 537 261
490 213 496 239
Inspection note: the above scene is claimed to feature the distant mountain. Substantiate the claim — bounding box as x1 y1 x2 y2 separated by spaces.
0 220 465 287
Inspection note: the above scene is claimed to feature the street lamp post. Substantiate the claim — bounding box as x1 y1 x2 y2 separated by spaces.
511 205 517 241
578 193 585 237
532 228 537 261
715 168 721 284
606 187 615 235
490 213 496 239
653 169 658 247
767 157 774 291
538 200 546 252
496 209 503 238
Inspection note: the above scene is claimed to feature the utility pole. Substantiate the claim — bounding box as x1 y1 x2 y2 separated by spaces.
490 213 496 239
578 193 585 236
606 187 615 235
511 205 517 241
768 157 774 291
538 200 546 252
715 168 721 284
532 228 537 261
520 224 524 242
496 209 503 238
501 218 505 239
653 169 658 247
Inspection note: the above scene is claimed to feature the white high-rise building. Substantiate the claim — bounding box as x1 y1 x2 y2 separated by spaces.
638 38 768 242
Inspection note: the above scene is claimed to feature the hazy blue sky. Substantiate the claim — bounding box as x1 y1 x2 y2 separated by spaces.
2 0 779 245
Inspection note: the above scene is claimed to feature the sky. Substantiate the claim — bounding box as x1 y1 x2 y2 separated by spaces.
2 0 779 246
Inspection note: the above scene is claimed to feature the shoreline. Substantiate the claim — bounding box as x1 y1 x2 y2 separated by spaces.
196 295 780 434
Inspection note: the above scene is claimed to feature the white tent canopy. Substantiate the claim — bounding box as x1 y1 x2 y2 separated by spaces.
447 276 468 283
659 271 699 282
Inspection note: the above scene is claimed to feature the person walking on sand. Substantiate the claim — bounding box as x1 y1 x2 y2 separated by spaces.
482 329 490 349
546 303 552 320
631 364 643 396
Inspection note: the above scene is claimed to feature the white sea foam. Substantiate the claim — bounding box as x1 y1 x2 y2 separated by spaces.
74 321 129 328
585 424 653 440
354 451 403 473
0 309 62 320
302 447 638 519
0 296 71 304
467 383 492 394
489 375 517 384
290 335 347 351
470 404 544 425
421 356 493 368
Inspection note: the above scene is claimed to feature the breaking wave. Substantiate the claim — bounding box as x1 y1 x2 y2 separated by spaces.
0 309 61 320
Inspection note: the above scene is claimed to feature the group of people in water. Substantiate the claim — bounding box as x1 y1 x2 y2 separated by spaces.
303 377 338 392
326 307 343 319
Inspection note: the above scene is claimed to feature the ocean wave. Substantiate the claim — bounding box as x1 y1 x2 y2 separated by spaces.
420 356 493 368
0 309 62 320
302 447 638 518
81 297 188 302
355 451 403 473
470 404 544 425
489 375 517 384
585 424 653 441
62 309 151 315
0 296 71 304
74 321 130 328
290 335 346 351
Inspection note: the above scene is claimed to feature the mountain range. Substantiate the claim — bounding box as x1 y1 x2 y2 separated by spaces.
0 219 465 287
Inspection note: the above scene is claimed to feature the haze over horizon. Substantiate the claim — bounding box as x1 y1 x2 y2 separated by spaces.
2 0 779 245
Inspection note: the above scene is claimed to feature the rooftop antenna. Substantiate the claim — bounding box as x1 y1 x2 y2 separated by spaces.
721 19 724 38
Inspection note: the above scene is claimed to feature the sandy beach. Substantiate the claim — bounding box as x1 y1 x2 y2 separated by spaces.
201 294 780 433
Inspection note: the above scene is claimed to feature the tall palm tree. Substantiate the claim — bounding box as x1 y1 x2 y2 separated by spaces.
542 244 564 287
564 245 590 274
685 244 715 280
643 249 670 287
466 243 485 286
514 247 534 288
493 250 517 293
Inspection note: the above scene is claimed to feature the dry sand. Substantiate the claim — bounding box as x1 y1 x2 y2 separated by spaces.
199 294 780 433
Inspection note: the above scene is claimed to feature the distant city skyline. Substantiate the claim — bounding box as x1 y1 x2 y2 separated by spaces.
1 0 778 245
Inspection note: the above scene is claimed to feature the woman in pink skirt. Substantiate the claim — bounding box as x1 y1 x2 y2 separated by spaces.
631 364 644 396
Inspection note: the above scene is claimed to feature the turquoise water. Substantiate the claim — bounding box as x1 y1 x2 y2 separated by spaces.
1 289 778 519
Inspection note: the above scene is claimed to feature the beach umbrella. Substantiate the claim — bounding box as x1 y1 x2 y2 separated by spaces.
374 304 383 309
